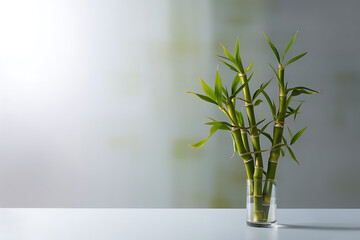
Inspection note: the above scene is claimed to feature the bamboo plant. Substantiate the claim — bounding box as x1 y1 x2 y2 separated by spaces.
188 32 319 223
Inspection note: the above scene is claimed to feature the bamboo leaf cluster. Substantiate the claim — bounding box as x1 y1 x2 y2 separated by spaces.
188 32 319 222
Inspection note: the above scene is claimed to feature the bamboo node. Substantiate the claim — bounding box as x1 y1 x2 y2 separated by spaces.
231 127 240 132
238 72 247 77
278 64 284 70
265 179 275 182
255 166 263 169
269 160 278 164
240 130 247 134
243 158 253 163
250 134 259 139
253 195 263 198
245 103 253 107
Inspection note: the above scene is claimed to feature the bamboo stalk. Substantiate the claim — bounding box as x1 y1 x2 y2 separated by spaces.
238 72 264 222
263 64 285 220
225 102 254 195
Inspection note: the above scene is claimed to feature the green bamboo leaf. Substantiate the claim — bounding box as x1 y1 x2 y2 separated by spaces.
187 92 218 105
200 77 216 100
259 120 273 133
287 125 294 138
283 111 296 119
294 103 303 120
205 118 233 128
252 77 273 100
271 143 287 151
251 119 266 130
269 64 280 80
231 74 241 95
261 90 276 118
260 131 273 143
272 101 277 117
245 62 254 72
285 97 292 110
263 32 280 64
287 86 319 93
217 58 239 72
252 89 260 101
290 89 316 97
247 72 254 81
221 44 236 65
279 147 285 157
290 126 307 145
235 38 244 72
235 110 245 126
285 102 302 120
190 124 230 148
205 121 232 127
222 86 229 98
286 146 299 165
254 99 263 107
217 55 230 61
235 97 251 103
284 52 307 67
215 68 223 104
282 31 298 63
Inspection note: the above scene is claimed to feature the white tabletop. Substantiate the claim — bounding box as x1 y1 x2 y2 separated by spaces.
0 209 359 240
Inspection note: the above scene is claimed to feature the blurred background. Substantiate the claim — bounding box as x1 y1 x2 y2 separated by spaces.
0 0 359 208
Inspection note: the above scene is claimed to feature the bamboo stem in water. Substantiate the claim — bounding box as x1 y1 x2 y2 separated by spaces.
238 72 264 222
263 64 285 220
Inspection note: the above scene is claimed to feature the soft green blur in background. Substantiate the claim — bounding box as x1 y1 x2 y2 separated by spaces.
0 0 359 208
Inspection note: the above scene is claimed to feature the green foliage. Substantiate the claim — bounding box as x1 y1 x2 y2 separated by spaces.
215 68 223 104
189 33 317 190
231 75 241 95
221 44 236 65
217 57 238 72
261 131 273 143
235 110 245 126
284 52 308 67
287 125 294 139
252 78 273 101
235 38 245 72
261 90 276 119
286 146 299 165
187 92 217 105
190 124 230 148
245 62 254 72
282 31 298 63
290 127 307 145
200 77 216 100
254 99 263 107
263 32 280 64
259 120 273 134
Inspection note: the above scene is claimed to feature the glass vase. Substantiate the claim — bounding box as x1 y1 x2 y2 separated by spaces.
246 179 277 227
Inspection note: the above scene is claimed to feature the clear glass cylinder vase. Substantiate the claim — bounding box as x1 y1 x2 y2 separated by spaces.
246 179 277 227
